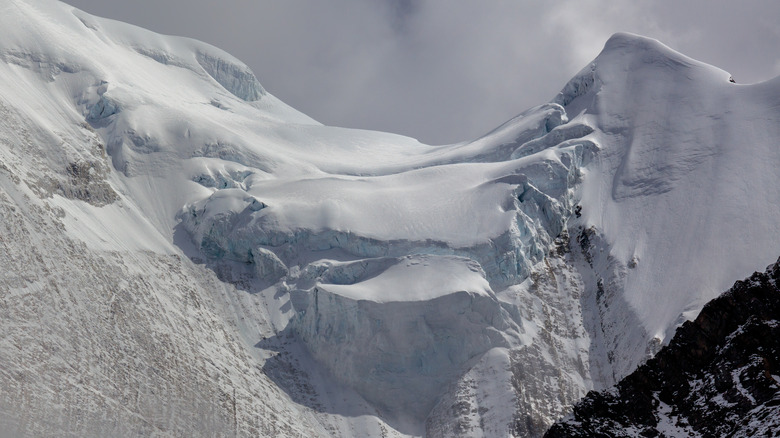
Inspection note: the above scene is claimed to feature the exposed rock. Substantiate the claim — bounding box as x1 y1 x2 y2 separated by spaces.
55 159 119 206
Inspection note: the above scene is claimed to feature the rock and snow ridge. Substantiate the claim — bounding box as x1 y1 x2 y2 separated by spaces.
1 0 779 436
545 258 780 437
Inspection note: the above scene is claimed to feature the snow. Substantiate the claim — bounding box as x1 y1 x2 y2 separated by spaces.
565 32 780 381
425 348 518 438
49 194 177 253
317 254 493 303
654 392 696 437
1 2 779 437
731 365 757 404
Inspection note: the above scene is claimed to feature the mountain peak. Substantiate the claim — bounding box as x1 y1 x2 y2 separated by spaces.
555 32 733 111
601 32 677 56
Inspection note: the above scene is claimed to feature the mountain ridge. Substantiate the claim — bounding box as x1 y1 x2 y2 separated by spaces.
545 257 780 437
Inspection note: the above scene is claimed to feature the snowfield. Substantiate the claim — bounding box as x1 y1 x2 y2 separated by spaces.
1 1 779 437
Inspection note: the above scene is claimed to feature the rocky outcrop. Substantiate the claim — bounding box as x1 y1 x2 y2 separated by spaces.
545 258 780 437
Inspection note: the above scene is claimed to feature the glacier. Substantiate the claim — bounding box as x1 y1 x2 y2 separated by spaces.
1 1 779 437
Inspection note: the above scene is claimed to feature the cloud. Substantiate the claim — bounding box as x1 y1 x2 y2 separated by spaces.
64 0 780 144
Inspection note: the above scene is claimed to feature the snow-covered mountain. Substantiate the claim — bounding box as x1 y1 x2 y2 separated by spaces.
1 0 779 437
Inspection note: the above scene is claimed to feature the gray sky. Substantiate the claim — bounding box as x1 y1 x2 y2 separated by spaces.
65 0 780 145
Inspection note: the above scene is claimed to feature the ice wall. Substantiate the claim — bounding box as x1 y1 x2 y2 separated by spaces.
176 100 599 430
196 52 266 101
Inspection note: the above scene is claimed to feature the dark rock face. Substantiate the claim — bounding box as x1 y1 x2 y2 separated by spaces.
545 258 780 438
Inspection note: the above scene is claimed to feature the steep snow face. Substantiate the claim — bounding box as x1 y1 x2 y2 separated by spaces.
2 2 780 437
559 33 780 383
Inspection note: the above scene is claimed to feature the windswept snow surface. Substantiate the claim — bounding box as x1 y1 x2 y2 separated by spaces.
566 33 780 382
1 0 779 436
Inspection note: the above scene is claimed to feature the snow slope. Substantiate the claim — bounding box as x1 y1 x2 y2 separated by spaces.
564 33 780 383
1 0 779 436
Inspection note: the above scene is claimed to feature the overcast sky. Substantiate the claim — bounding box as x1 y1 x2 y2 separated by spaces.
66 0 780 145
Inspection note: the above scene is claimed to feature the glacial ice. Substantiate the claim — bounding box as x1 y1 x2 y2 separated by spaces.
196 51 266 101
175 99 596 430
553 63 597 108
178 141 588 290
290 283 516 422
87 94 120 121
